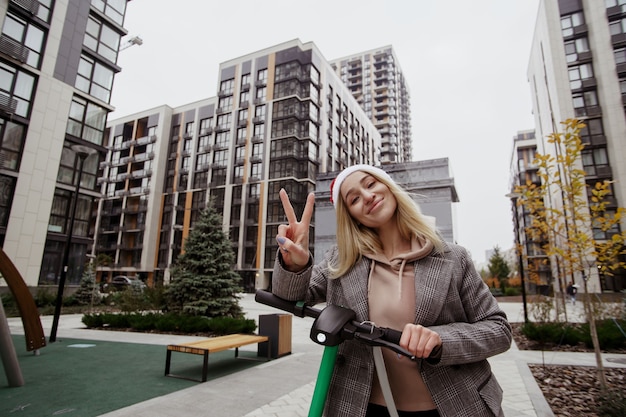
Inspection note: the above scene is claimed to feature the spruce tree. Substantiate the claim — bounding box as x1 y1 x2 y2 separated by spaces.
488 246 511 291
166 202 243 318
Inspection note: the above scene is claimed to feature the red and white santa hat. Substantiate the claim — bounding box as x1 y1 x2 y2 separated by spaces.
330 164 393 209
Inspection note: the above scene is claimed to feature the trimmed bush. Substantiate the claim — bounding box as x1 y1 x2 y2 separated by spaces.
82 312 257 336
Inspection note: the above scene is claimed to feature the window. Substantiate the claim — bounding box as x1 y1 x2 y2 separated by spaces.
568 63 593 89
199 117 212 134
84 16 120 63
257 69 268 83
582 147 609 176
233 165 244 181
0 119 25 171
610 18 626 36
235 145 246 163
238 108 248 122
256 86 266 101
250 163 261 179
0 62 36 118
196 153 210 170
249 183 260 199
240 90 250 104
563 38 589 63
255 104 266 119
241 73 251 87
220 78 235 95
1 12 45 68
48 190 92 237
572 90 599 117
560 12 585 37
66 96 107 145
56 144 99 189
76 55 114 102
91 0 127 25
215 131 230 148
216 113 232 129
253 124 265 140
213 150 228 167
615 47 626 64
0 176 15 227
218 96 233 111
193 170 208 188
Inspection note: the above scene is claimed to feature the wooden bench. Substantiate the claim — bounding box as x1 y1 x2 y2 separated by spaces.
165 334 271 382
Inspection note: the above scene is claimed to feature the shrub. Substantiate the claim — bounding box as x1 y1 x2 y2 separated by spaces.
579 319 626 350
504 287 521 296
521 322 583 346
81 311 256 335
597 389 626 417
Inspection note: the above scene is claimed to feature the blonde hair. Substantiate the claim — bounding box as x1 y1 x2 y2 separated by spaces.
329 171 444 278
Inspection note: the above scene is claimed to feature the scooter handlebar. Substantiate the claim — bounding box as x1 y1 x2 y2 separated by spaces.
255 290 417 359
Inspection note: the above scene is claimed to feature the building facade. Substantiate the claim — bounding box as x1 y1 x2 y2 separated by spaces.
509 130 553 294
526 0 626 292
0 0 129 287
330 46 412 164
100 39 383 290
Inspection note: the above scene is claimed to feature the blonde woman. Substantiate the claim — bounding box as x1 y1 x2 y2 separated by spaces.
273 164 511 417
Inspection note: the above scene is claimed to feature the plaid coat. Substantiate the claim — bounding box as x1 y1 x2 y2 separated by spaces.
272 241 512 417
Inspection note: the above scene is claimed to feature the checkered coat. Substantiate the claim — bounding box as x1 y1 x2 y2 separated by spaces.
272 241 512 417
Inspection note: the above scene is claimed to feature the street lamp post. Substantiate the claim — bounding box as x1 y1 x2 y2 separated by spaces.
49 145 97 342
506 192 529 323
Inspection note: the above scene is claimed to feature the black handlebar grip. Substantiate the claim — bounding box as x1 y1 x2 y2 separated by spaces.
254 290 298 314
382 327 403 345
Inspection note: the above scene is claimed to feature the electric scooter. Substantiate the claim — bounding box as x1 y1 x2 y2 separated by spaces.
255 290 420 417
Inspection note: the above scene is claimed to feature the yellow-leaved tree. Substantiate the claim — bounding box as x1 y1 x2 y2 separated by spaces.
515 119 626 392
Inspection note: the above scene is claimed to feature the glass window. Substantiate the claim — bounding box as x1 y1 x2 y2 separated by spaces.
76 55 114 102
1 12 45 68
66 96 107 145
0 62 36 118
84 16 120 63
610 18 626 36
568 63 593 89
220 78 235 95
0 119 25 171
561 12 585 37
91 0 127 25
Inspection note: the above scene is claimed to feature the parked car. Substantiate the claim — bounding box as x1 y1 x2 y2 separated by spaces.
110 275 146 291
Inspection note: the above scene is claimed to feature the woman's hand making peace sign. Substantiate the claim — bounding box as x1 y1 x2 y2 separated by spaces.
276 189 315 272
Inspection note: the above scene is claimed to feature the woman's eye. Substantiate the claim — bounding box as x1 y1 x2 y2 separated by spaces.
351 196 359 205
367 181 375 188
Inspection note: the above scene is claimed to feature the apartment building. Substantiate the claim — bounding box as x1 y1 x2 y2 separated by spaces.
330 46 412 164
525 0 626 292
509 130 553 294
0 0 129 287
100 39 383 290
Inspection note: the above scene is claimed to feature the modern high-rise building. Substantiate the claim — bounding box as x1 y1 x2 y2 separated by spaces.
525 0 626 292
330 46 412 164
0 0 130 287
100 39 384 290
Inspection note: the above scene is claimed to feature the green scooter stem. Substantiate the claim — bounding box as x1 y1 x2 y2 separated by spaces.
308 345 338 417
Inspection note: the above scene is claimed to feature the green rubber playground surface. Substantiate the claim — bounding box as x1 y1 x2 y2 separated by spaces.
1 335 263 416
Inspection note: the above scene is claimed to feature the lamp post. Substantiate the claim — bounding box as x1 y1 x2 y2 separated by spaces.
49 145 97 342
506 192 529 323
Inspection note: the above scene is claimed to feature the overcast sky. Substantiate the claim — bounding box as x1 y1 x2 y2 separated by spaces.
110 0 541 264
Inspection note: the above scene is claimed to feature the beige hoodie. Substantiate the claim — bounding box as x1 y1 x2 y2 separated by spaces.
367 237 437 412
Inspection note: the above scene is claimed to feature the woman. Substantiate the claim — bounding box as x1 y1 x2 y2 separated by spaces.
272 164 512 417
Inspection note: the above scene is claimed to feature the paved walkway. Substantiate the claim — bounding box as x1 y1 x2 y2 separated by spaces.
6 295 626 417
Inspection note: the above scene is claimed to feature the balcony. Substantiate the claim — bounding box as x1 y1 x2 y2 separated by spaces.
0 35 29 63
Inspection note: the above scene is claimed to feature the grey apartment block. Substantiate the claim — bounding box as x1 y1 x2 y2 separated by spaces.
526 0 626 292
314 159 459 264
0 0 129 288
330 46 412 165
